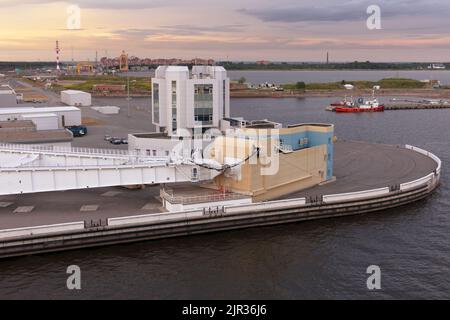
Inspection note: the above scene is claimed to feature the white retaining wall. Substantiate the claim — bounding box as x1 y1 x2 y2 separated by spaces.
0 222 84 240
165 197 252 212
323 187 390 204
108 210 205 227
225 198 307 214
400 173 435 192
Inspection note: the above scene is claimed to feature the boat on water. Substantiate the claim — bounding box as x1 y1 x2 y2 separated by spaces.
332 85 384 113
335 98 385 113
330 99 355 107
328 98 355 111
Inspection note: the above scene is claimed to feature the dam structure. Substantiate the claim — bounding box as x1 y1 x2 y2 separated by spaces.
0 65 442 258
0 140 440 259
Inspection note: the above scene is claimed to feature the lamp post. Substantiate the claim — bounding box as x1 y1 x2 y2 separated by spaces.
126 74 136 118
127 72 130 117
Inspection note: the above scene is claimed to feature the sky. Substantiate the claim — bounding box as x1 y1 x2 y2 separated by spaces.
0 0 450 62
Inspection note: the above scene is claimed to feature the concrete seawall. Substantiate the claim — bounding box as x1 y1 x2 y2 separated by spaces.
0 145 441 259
386 103 450 110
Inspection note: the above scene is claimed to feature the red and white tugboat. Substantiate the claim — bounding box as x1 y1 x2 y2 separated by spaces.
335 98 385 113
334 86 385 113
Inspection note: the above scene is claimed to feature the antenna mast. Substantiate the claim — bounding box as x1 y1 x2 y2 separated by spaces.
56 40 61 72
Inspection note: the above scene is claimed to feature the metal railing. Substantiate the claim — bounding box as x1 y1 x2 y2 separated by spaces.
278 144 293 153
0 143 170 162
161 188 248 205
0 143 135 157
0 143 173 169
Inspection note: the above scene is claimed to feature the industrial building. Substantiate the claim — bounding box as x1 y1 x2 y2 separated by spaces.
147 120 335 207
152 65 230 136
0 120 73 147
0 106 81 129
205 122 334 202
0 85 18 107
61 90 92 107
21 113 59 131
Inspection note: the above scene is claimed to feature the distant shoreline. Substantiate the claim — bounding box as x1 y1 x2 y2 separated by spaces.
227 68 448 72
230 88 450 99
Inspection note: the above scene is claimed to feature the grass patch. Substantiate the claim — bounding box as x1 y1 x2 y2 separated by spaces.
281 78 427 91
59 75 151 92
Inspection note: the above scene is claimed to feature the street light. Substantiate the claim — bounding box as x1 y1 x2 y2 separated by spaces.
126 73 137 118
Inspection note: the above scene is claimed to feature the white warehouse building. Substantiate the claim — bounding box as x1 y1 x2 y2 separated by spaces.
21 113 59 131
0 106 81 130
152 65 230 136
61 90 92 107
0 85 18 108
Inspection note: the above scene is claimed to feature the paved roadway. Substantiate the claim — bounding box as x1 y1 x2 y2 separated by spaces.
71 96 155 149
0 186 163 229
0 141 438 230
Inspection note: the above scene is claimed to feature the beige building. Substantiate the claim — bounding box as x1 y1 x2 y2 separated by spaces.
130 119 334 205
203 123 333 202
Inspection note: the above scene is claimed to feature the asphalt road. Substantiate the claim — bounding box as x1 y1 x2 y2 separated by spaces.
70 96 155 149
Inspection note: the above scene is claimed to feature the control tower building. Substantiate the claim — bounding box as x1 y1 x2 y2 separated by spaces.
151 65 230 136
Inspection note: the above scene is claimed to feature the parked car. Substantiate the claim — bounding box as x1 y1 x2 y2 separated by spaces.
120 139 128 145
104 135 113 142
67 125 88 137
110 138 123 145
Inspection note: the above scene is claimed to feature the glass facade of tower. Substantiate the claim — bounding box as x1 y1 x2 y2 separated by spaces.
171 81 177 132
153 83 159 123
223 80 226 118
194 84 213 126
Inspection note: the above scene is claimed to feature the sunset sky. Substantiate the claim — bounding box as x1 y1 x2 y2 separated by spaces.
1 0 449 62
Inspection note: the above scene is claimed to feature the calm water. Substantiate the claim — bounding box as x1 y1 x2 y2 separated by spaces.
0 97 449 299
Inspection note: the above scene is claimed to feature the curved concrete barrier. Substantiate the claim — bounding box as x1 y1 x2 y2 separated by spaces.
224 198 307 214
108 210 204 227
405 145 442 175
323 187 390 204
400 173 435 192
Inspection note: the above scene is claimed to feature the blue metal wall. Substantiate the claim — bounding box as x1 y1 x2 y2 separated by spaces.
280 129 334 180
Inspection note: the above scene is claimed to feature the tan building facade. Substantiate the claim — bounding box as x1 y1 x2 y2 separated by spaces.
204 123 334 202
209 137 328 201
